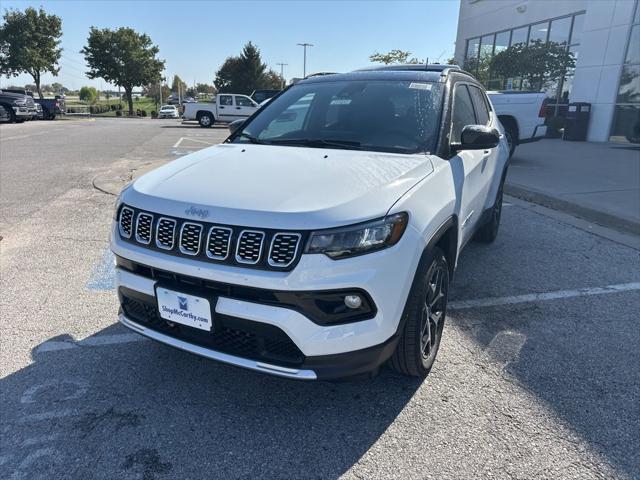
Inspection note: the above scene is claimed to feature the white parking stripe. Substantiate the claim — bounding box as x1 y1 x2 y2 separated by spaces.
449 282 640 310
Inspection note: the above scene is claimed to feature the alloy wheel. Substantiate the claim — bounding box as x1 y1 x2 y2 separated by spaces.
420 262 448 360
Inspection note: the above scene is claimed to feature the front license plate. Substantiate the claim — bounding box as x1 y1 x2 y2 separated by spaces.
156 287 212 331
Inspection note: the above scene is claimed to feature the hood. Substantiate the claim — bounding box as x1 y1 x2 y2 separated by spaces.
124 144 434 230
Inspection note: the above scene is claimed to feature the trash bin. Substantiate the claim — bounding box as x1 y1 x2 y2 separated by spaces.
563 102 591 141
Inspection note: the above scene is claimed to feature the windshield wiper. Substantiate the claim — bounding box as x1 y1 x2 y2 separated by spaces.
268 138 362 150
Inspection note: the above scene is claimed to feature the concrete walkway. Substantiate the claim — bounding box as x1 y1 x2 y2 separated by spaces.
506 139 640 234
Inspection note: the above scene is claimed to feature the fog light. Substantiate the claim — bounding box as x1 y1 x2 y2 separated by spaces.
344 295 362 309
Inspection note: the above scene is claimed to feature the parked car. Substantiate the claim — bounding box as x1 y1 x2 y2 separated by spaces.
250 89 281 104
486 91 547 157
158 104 179 118
0 90 32 123
2 88 38 120
111 64 508 381
35 96 65 120
182 94 259 127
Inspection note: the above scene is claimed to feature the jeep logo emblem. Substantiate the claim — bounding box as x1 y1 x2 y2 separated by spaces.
184 206 209 219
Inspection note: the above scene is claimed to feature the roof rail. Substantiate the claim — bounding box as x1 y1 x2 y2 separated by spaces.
304 71 339 79
356 64 461 73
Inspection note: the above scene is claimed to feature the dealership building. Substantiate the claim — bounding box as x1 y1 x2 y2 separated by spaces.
454 0 640 142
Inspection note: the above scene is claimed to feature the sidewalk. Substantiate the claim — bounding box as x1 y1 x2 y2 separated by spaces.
505 139 640 235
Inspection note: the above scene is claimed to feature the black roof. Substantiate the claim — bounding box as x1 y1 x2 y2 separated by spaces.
298 64 472 85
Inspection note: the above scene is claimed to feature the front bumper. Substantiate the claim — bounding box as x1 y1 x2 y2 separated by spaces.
13 106 31 118
111 221 423 379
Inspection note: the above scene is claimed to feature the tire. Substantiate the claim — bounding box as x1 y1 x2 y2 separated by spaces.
198 112 213 127
504 124 517 158
0 104 14 123
389 246 449 377
475 176 505 244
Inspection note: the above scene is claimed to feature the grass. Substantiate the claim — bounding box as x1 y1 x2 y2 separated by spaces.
66 96 160 117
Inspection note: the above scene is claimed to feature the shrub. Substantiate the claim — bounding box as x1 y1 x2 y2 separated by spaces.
151 110 158 118
115 110 122 117
141 110 147 117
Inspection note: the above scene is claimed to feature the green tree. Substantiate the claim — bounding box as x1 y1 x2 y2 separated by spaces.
143 82 170 106
490 40 576 91
81 27 164 115
196 82 216 94
50 82 67 93
214 42 281 94
171 75 187 96
0 7 62 99
369 49 423 64
79 86 98 104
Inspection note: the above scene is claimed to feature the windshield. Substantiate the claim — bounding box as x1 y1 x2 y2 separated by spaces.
234 80 444 154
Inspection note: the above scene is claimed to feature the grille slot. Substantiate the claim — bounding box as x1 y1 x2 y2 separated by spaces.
206 226 232 260
135 213 153 244
236 230 265 264
268 233 302 267
155 217 177 250
179 222 203 255
119 207 134 238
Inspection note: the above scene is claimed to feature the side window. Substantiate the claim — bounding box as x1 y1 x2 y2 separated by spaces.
451 85 477 144
469 86 490 125
235 96 255 107
219 95 233 106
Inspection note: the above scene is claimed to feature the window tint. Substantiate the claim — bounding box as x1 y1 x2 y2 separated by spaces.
259 93 315 140
235 96 255 107
219 95 233 106
451 85 477 144
468 86 490 125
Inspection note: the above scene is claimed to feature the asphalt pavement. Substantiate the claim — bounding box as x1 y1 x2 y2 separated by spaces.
1 118 639 479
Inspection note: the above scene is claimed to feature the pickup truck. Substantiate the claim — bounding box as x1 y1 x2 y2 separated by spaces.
486 91 547 157
183 94 259 127
35 96 65 120
0 89 34 123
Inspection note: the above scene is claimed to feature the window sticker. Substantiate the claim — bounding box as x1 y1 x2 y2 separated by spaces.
330 98 352 105
409 82 432 90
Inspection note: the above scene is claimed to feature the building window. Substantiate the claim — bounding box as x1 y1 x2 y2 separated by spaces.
610 1 640 143
463 11 585 102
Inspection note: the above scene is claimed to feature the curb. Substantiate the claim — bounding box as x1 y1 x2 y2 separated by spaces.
505 183 640 236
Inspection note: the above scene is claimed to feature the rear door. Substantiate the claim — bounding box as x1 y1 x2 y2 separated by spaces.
234 95 259 119
449 83 488 246
217 94 234 121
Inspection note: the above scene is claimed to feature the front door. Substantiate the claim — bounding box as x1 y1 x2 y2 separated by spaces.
234 95 259 119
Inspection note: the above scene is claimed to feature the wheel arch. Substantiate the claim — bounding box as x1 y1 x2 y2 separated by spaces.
421 216 459 279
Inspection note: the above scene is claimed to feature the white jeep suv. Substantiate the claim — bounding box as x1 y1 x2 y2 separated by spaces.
111 65 509 380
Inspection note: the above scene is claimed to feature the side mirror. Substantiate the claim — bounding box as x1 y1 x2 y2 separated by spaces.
228 118 245 134
452 125 500 152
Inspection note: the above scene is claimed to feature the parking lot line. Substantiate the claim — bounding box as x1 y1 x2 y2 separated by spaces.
449 282 640 310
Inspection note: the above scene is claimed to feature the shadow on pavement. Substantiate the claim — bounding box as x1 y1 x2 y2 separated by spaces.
450 213 640 478
0 324 422 479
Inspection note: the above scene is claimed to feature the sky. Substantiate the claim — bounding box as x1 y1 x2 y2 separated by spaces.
0 0 460 91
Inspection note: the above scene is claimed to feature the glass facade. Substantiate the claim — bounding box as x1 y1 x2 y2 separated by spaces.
464 11 586 106
610 1 640 143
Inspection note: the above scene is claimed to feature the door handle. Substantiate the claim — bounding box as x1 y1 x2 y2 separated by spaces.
236 106 241 109
220 106 225 109
483 150 491 156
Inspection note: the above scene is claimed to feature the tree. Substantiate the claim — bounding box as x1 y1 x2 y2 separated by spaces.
490 40 576 91
79 86 98 104
0 7 62 98
51 82 67 94
196 82 216 94
171 75 187 96
143 82 170 106
81 27 164 115
214 42 281 94
369 49 423 65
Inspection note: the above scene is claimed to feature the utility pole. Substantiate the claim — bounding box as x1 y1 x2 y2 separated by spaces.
276 63 288 88
297 43 313 77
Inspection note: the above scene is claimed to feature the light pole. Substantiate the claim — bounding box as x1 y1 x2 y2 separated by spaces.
276 62 288 88
297 43 313 77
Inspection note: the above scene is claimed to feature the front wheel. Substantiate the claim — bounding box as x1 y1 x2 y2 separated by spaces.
198 112 213 127
389 247 449 377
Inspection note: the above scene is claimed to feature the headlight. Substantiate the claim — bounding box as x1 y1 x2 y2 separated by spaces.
305 212 408 259
13 97 27 106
